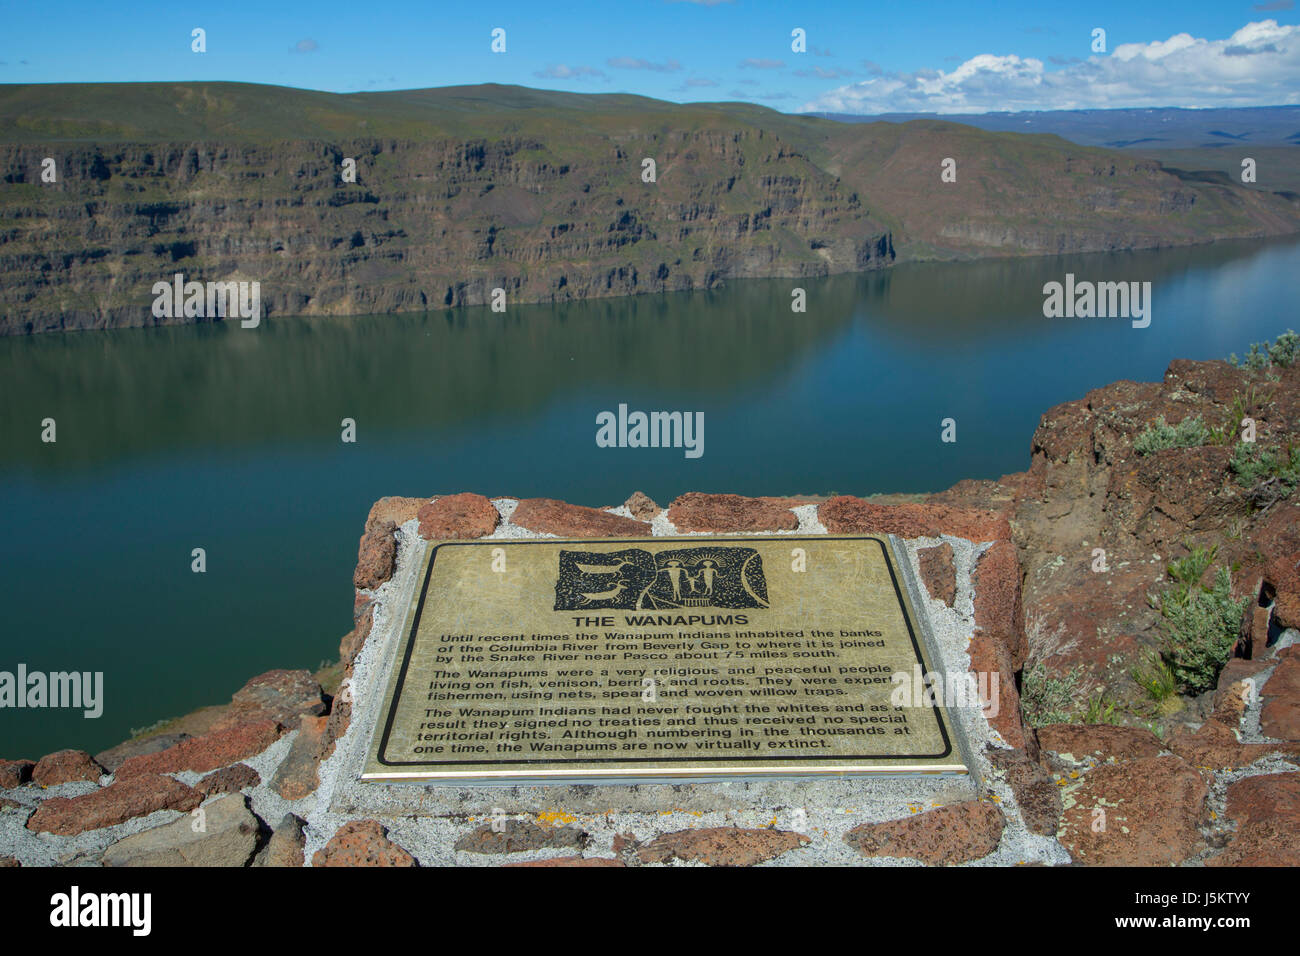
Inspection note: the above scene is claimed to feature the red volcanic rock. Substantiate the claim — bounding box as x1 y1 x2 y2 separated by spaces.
196 763 261 796
818 497 1010 542
1166 718 1300 770
26 773 203 836
986 747 1060 836
1226 771 1300 823
339 604 374 671
951 358 1300 723
1210 678 1252 727
973 540 1027 671
1247 501 1300 630
666 493 799 532
927 476 1024 518
967 633 1028 751
637 827 809 867
312 820 416 867
622 491 661 521
416 493 499 540
322 688 352 764
326 609 372 755
354 519 397 590
1037 724 1165 766
94 734 190 774
31 750 103 787
1261 647 1300 741
1057 756 1207 866
0 760 34 789
455 820 590 854
1212 659 1272 724
270 715 328 801
510 498 647 537
114 719 284 778
256 814 307 868
365 495 428 532
1119 445 1238 545
1209 772 1300 867
1032 375 1175 469
917 543 956 607
845 801 1004 865
1015 553 1161 715
217 669 326 731
1241 604 1273 657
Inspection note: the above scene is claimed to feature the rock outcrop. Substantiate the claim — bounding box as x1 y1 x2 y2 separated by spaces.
935 356 1300 726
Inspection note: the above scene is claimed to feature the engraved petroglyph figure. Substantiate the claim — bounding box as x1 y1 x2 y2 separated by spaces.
663 560 686 600
554 546 768 611
577 581 628 607
697 559 717 595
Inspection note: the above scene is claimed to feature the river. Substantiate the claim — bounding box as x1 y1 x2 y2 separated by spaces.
2 236 1297 755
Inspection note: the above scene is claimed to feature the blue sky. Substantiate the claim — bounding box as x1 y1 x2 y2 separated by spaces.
2 1 1298 112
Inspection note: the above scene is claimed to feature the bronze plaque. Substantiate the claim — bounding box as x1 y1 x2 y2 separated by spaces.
363 536 966 782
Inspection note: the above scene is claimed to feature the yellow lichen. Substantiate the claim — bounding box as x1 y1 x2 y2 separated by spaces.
536 811 578 826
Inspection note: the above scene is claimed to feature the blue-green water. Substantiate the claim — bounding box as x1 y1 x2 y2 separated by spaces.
2 236 1298 756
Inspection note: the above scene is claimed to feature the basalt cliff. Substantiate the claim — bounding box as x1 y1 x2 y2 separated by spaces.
2 82 1299 334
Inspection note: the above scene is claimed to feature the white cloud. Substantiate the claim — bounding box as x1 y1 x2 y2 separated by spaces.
800 19 1300 114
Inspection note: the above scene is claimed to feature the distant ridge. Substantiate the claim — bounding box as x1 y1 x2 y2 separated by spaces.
0 81 815 144
811 105 1300 150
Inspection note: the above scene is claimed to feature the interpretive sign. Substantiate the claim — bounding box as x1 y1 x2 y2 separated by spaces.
363 536 966 782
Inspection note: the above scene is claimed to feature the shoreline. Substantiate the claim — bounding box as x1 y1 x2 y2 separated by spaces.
8 231 1300 338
